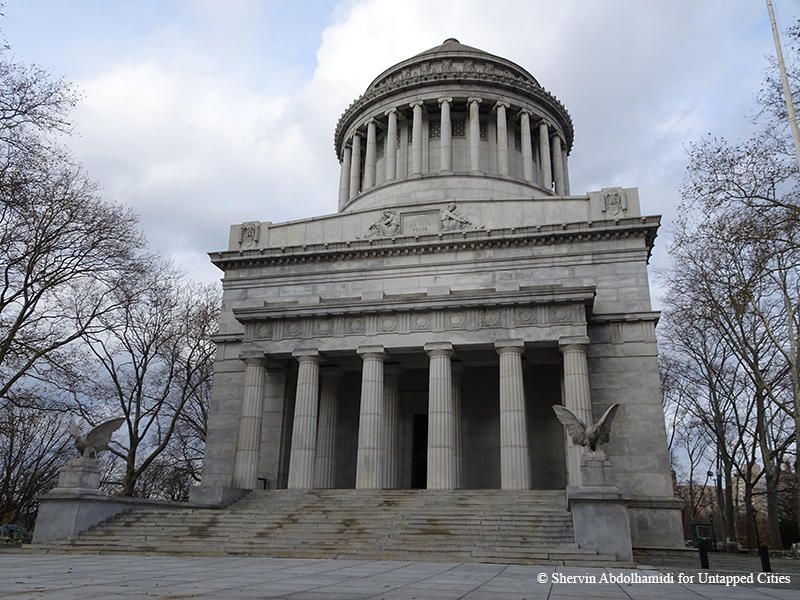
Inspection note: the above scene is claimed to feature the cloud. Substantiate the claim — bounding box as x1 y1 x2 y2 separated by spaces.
65 0 782 286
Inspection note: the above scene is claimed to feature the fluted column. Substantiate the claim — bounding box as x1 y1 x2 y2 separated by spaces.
495 101 510 176
385 108 397 181
425 342 456 490
452 362 463 489
495 340 531 490
552 134 565 195
562 148 570 195
538 121 552 191
410 101 423 176
338 145 352 209
232 352 266 490
520 110 534 183
349 133 361 199
382 365 401 488
364 119 377 190
559 336 593 487
314 367 341 489
356 345 385 489
287 349 320 489
438 97 453 173
468 97 482 173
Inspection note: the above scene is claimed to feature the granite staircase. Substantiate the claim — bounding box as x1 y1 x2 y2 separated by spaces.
35 489 624 565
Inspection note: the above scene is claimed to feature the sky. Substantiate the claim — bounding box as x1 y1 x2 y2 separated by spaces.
2 0 799 298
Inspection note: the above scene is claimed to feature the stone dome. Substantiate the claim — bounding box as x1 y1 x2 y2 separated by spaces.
334 39 575 213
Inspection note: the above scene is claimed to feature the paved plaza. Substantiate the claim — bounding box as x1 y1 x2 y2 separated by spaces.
3 552 800 599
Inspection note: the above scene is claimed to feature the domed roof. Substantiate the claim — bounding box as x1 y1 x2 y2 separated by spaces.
365 38 542 94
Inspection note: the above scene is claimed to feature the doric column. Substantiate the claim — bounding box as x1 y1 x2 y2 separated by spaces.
438 97 453 173
356 345 385 489
410 101 424 176
232 352 266 490
468 97 482 173
520 110 534 183
314 367 341 489
382 364 401 488
495 101 510 176
287 349 320 489
562 148 570 195
349 133 361 199
538 121 552 191
425 342 456 490
552 134 565 195
385 108 397 181
559 336 593 487
452 361 464 489
495 340 531 490
364 119 377 190
338 145 352 209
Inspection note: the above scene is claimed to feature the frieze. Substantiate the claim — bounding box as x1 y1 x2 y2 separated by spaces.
245 302 587 342
359 203 484 239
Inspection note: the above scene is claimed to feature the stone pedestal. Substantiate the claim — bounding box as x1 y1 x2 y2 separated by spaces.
568 452 633 562
53 458 101 494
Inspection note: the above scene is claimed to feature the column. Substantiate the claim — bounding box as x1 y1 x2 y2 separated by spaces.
559 336 592 487
410 101 423 176
385 108 397 181
425 342 456 490
438 97 453 173
287 349 320 489
382 365 401 488
520 110 534 183
562 148 571 195
363 119 377 190
232 352 266 490
495 340 531 490
338 145 351 209
348 133 361 199
538 121 552 191
552 134 565 195
495 101 510 176
468 97 482 173
452 362 464 489
356 345 385 489
314 367 341 489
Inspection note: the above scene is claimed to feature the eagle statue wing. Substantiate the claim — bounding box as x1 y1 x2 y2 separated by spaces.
68 421 83 441
84 418 125 451
552 405 587 446
594 403 620 447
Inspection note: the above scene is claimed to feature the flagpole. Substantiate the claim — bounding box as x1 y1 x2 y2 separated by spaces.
766 0 800 170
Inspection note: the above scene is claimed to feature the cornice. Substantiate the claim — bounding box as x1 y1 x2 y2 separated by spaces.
232 285 596 322
210 216 660 271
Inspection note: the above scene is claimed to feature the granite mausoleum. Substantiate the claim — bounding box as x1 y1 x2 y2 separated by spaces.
191 39 684 556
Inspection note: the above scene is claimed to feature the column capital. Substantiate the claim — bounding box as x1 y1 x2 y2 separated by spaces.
365 117 376 126
494 339 525 354
538 119 549 128
467 96 482 105
437 96 453 105
558 335 590 352
292 348 321 362
239 350 265 366
519 108 531 117
409 100 424 109
424 341 454 357
357 344 386 359
384 107 397 116
494 100 510 110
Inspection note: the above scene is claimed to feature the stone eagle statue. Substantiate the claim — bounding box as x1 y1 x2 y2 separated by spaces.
552 404 620 452
68 418 125 459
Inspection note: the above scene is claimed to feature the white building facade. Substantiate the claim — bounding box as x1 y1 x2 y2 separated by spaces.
196 39 684 550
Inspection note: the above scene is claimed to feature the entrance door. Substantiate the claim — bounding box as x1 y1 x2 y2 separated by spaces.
411 414 427 489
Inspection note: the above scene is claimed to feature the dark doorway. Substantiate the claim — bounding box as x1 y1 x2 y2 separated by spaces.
411 414 427 489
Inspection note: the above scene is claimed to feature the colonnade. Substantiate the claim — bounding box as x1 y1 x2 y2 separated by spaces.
337 97 570 207
232 336 593 491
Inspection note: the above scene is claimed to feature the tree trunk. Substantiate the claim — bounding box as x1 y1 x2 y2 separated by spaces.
744 485 756 549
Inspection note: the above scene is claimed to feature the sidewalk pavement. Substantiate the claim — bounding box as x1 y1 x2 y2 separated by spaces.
2 552 799 599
